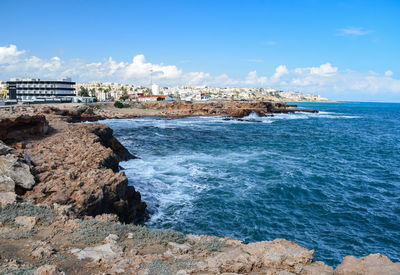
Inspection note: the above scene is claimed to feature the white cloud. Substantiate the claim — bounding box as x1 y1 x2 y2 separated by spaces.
271 65 289 81
244 71 267 85
1 44 400 99
0 45 25 64
338 27 373 36
385 70 393 77
294 63 338 77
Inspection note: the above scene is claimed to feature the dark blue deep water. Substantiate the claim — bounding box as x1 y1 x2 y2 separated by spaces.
103 102 400 266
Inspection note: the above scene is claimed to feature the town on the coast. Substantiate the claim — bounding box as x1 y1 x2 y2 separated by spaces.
0 77 329 104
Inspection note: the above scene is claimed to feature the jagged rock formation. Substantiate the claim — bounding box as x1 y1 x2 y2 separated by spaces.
0 141 35 206
21 122 145 223
0 112 145 223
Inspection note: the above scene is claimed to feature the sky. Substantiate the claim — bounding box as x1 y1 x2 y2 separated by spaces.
1 0 400 101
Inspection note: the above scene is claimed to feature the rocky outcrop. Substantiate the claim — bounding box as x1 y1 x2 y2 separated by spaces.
0 141 35 190
41 105 105 122
335 253 400 275
0 141 35 206
21 123 145 223
138 101 318 117
90 124 135 161
1 102 318 123
0 111 145 223
4 204 396 274
0 114 48 142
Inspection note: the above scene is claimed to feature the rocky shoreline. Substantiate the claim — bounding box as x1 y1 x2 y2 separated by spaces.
0 103 399 274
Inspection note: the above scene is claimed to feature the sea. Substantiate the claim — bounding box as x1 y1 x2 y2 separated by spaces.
103 102 400 266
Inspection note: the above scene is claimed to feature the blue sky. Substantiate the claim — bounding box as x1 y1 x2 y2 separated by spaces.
1 0 400 101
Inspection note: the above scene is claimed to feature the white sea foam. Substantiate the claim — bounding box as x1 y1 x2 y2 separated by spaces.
103 110 360 133
121 148 276 226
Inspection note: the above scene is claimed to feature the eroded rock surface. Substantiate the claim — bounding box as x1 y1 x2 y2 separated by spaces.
335 253 400 275
3 202 396 274
22 123 145 223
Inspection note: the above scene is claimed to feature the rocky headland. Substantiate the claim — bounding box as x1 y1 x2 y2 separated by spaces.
96 101 318 118
0 103 399 274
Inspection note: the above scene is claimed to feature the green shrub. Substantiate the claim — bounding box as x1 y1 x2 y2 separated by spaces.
140 261 172 275
195 237 225 252
120 95 129 101
0 203 55 226
0 229 38 240
140 258 196 274
68 220 186 246
168 257 197 270
0 267 36 275
114 101 124 108
156 97 165 101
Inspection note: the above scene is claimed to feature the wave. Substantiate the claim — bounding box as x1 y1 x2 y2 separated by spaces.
102 111 361 133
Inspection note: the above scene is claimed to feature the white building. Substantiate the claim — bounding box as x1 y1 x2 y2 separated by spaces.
151 84 160 94
7 78 75 102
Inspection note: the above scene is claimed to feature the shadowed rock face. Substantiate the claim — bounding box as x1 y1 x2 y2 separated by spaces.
0 141 35 206
0 115 48 142
21 123 146 223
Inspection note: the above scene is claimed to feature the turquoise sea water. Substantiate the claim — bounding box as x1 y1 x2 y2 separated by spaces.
103 102 400 266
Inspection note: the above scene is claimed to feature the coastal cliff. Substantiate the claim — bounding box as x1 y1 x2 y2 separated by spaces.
0 109 146 224
0 104 399 274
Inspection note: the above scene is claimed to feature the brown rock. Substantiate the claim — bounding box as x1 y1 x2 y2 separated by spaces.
34 265 63 275
0 141 35 190
335 253 400 275
302 261 333 274
15 215 39 230
31 243 55 259
22 123 145 223
243 239 314 273
0 174 15 192
206 247 258 273
95 213 120 222
0 192 16 206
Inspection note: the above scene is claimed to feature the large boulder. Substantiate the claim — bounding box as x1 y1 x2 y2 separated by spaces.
0 141 35 190
243 239 315 273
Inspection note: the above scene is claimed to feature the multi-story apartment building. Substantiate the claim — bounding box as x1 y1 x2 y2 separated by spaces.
6 78 75 102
